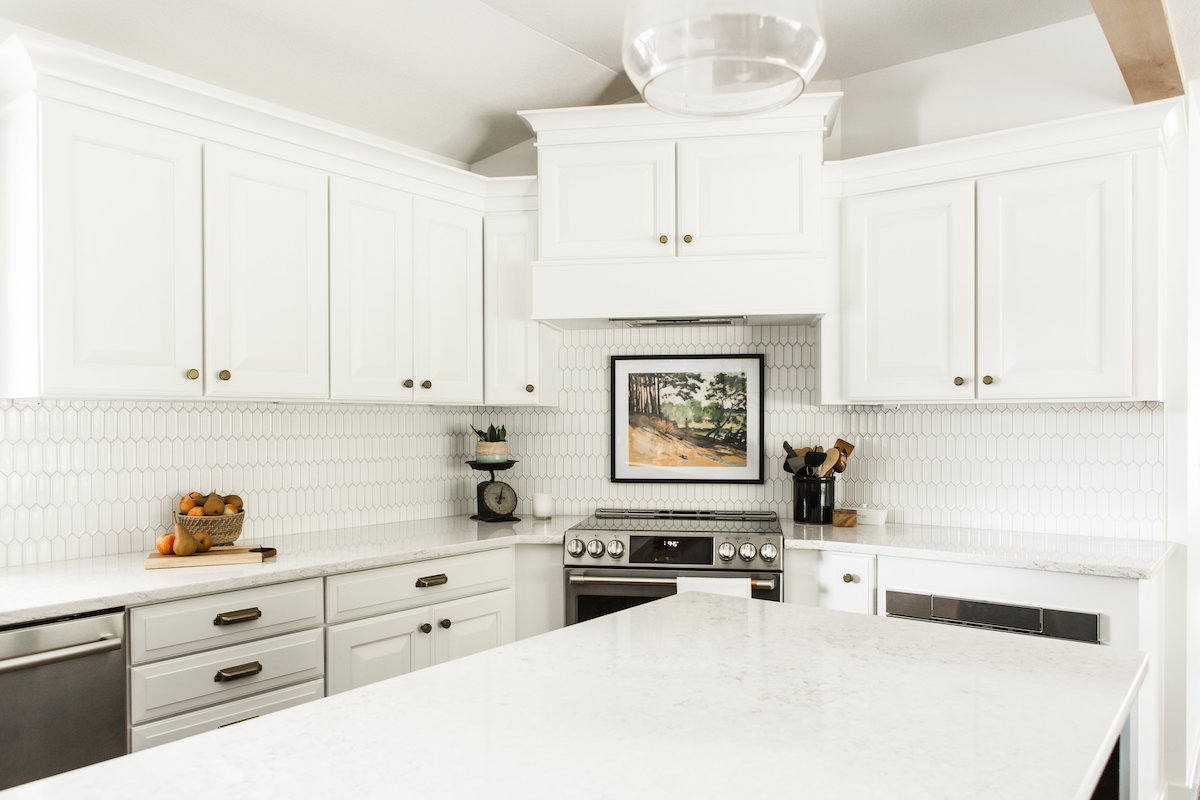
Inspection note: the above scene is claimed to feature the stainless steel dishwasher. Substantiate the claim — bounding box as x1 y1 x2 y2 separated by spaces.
0 609 128 789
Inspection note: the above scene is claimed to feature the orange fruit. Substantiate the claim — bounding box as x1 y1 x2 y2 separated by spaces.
188 491 203 499
186 506 204 517
223 504 238 516
180 496 198 513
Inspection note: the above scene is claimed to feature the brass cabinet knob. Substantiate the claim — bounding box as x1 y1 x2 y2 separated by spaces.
659 235 668 244
683 234 693 243
419 623 432 634
842 573 855 584
982 375 994 385
186 369 200 380
525 384 534 393
403 379 414 388
439 618 452 629
421 380 432 389
218 370 231 381
953 376 964 386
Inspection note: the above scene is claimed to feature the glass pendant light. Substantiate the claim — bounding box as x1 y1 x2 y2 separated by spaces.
622 0 826 117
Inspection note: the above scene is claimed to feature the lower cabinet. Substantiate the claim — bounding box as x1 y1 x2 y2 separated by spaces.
783 549 877 615
326 588 515 695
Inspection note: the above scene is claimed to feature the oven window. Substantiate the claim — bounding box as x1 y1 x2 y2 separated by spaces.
575 595 659 624
628 536 713 565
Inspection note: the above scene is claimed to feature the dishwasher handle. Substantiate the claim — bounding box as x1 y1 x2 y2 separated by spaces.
0 635 122 676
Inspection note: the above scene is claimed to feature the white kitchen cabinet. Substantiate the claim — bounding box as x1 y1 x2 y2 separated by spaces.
676 133 821 256
203 144 330 399
484 211 561 406
842 181 975 402
9 101 204 399
537 140 675 260
326 589 515 695
412 197 484 404
976 156 1134 400
537 134 822 261
816 552 876 614
330 177 417 401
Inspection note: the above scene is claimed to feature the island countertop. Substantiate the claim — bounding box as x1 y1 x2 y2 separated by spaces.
4 593 1146 800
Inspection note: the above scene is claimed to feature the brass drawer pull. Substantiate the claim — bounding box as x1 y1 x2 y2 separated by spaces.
421 380 432 389
953 377 964 386
214 661 263 682
404 379 414 388
683 234 693 243
659 235 668 244
419 623 433 634
213 607 262 626
982 375 994 385
415 573 448 588
186 368 200 380
439 618 452 629
218 370 232 381
525 384 534 393
218 715 259 728
842 573 855 584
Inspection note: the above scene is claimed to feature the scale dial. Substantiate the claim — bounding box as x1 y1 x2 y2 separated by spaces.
480 480 518 517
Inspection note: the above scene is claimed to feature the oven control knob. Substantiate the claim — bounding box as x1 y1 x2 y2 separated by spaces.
738 543 757 562
759 543 779 563
606 540 625 558
586 539 606 558
717 542 736 562
566 538 585 558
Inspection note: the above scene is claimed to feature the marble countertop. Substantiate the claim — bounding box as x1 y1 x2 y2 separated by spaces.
4 592 1147 800
784 521 1175 579
0 515 583 626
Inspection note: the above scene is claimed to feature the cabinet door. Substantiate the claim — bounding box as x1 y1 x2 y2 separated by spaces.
330 177 415 401
204 145 329 398
412 197 482 403
843 182 976 402
431 589 515 666
976 156 1133 400
817 553 876 615
538 141 676 259
484 212 559 406
326 607 433 695
677 133 821 256
40 101 203 398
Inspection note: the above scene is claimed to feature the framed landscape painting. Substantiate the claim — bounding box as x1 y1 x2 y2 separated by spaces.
611 354 764 484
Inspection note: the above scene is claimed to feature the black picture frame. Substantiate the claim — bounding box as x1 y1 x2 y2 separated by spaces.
610 354 765 484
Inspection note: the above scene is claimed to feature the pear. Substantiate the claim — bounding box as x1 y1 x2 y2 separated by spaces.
173 524 199 556
202 493 225 516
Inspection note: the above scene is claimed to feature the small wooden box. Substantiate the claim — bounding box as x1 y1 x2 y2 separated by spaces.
832 509 857 528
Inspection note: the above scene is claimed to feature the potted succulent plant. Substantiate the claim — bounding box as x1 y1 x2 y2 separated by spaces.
472 424 509 462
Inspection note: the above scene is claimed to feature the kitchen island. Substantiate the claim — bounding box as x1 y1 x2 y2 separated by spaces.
4 592 1145 800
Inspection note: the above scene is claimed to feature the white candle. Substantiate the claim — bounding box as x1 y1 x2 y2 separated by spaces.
532 493 553 519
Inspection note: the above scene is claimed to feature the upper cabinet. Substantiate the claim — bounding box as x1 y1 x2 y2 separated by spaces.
204 145 330 399
27 101 205 399
520 97 842 326
829 100 1181 405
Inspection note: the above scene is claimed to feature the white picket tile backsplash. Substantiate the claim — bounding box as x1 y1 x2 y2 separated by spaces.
481 325 1165 539
0 324 1165 568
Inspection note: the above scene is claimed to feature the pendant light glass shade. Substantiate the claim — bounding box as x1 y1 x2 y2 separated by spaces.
622 0 826 117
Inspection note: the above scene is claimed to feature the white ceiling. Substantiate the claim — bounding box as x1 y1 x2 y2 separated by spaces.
0 0 1095 166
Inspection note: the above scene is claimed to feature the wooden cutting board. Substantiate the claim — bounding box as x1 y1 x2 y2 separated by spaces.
145 546 272 569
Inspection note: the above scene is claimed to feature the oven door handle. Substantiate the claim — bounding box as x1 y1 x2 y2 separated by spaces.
568 575 777 591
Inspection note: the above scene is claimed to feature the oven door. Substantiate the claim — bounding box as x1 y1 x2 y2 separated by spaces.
565 567 782 625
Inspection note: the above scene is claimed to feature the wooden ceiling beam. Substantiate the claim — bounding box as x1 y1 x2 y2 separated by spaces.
1090 0 1184 102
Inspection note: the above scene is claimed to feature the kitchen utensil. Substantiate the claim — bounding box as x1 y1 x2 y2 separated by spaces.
832 509 857 527
833 452 848 473
782 441 798 474
817 449 840 478
144 545 277 569
833 439 856 458
785 455 807 474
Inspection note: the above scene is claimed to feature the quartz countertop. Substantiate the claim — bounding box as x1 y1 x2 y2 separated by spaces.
3 592 1146 800
0 515 583 626
784 520 1175 579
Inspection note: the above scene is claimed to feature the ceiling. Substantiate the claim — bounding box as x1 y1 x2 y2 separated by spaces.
0 0 1095 166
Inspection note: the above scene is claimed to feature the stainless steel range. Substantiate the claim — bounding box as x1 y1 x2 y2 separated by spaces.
564 508 784 624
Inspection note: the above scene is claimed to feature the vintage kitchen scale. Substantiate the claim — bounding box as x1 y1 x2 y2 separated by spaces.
466 459 520 522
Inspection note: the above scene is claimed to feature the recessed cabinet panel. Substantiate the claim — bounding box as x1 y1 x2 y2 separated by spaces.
326 607 433 695
330 177 416 401
976 157 1133 400
40 101 203 398
677 134 819 255
538 141 676 259
817 552 876 615
412 197 483 403
431 590 514 666
843 182 975 402
204 145 329 398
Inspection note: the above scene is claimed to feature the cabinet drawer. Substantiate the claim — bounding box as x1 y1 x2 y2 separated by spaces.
131 678 324 751
818 552 876 615
326 548 514 624
130 628 324 724
130 579 324 664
